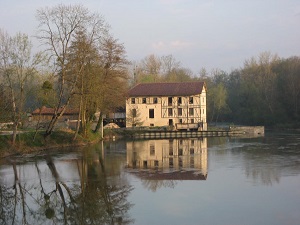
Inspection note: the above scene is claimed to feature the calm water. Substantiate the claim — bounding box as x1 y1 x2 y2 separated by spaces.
1 131 300 225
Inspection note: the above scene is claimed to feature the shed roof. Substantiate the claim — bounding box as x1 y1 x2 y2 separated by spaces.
128 82 205 97
32 106 79 115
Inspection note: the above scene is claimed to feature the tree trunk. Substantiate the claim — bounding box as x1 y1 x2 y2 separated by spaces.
73 96 83 140
33 107 43 141
10 87 18 145
93 111 103 139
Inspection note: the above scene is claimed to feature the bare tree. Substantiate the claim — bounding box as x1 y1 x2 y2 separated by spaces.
0 29 43 145
36 4 108 138
161 54 180 75
126 107 143 127
142 54 161 75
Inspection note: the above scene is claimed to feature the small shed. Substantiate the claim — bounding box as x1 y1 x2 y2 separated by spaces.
32 106 79 122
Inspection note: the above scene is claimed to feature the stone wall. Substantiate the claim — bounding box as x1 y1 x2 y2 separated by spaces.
229 126 264 135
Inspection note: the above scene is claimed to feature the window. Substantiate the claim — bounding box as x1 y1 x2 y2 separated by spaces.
189 108 194 116
190 157 194 168
131 98 135 104
149 109 154 118
169 140 173 155
203 97 205 103
203 109 205 114
179 119 182 123
190 148 194 154
178 149 183 156
168 108 173 116
168 97 172 106
189 97 193 104
178 108 182 116
154 160 159 167
191 119 194 123
169 158 173 167
143 161 147 168
169 148 173 155
179 158 183 167
150 123 154 127
150 144 155 155
132 109 137 117
142 98 146 104
178 97 182 105
153 97 158 104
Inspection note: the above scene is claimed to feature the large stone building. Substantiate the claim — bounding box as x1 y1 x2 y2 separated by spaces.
126 82 207 130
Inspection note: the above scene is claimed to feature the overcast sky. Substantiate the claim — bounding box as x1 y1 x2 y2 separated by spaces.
1 0 299 74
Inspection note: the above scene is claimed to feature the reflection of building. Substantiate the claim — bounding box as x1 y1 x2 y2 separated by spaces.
126 138 207 180
126 82 207 130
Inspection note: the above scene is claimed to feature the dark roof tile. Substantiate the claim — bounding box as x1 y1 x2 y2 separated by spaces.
32 106 79 115
128 82 205 97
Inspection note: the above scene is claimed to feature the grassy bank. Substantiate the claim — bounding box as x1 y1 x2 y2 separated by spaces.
0 129 102 158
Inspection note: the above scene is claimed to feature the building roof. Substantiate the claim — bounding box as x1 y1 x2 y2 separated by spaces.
32 106 79 115
128 82 205 97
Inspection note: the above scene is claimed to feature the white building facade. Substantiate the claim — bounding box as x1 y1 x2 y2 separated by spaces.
126 82 207 131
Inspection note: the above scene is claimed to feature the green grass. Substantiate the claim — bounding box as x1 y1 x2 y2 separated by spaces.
0 129 103 157
0 135 10 149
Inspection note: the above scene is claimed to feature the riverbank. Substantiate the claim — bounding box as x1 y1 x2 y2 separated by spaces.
0 129 102 158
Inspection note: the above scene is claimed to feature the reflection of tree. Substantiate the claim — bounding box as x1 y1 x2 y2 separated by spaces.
245 165 280 186
1 144 133 224
45 154 77 223
73 144 134 224
234 144 281 186
0 180 16 224
141 179 176 192
0 159 30 225
242 149 281 186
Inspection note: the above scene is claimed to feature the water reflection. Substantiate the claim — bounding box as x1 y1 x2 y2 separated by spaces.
0 144 133 225
1 133 300 225
126 138 207 191
208 133 300 186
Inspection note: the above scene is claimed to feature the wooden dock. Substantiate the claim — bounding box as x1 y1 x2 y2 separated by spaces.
128 126 264 139
132 130 231 139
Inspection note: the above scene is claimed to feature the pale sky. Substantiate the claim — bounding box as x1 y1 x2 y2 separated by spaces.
1 0 299 74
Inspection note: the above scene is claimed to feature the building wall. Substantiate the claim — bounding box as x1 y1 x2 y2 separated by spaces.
126 86 207 130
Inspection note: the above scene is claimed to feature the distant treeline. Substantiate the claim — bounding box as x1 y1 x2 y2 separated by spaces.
132 52 300 127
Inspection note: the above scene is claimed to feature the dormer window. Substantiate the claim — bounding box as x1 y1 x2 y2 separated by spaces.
131 98 135 104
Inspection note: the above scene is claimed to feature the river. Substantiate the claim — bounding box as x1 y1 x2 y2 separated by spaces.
0 131 300 225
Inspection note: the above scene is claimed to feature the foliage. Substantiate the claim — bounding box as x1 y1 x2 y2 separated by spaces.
220 52 300 126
